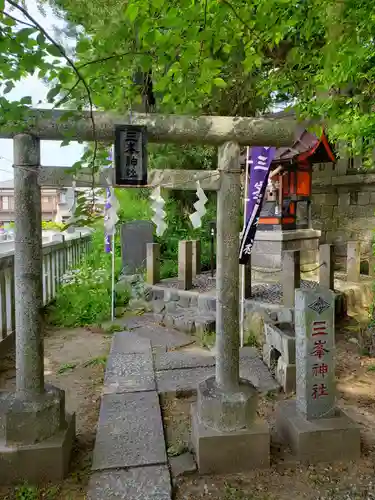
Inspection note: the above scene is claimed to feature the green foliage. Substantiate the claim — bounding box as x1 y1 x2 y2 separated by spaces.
41 221 64 231
47 226 130 327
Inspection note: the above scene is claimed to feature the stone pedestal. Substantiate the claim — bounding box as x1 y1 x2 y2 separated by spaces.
276 400 360 464
0 386 75 484
252 228 321 271
190 376 270 474
275 287 361 464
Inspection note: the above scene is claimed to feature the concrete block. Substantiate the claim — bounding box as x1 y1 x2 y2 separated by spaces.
357 192 370 206
88 465 172 500
0 385 66 445
156 367 215 396
146 243 160 285
135 324 193 350
170 452 197 478
110 331 151 355
264 322 295 365
191 404 270 474
92 392 167 470
197 376 258 432
0 413 75 485
275 358 296 394
103 352 155 394
239 355 280 394
178 240 193 290
197 295 216 312
154 351 215 371
192 240 201 278
276 400 361 464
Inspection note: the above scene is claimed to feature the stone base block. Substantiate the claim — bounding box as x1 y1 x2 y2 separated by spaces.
276 400 361 464
191 404 270 474
275 358 296 394
0 413 75 485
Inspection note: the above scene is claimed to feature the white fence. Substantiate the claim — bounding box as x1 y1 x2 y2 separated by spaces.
0 234 91 344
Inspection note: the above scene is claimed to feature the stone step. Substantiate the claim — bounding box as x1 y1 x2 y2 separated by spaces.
154 306 216 335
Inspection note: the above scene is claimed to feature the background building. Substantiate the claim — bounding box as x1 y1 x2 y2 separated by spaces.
0 180 74 224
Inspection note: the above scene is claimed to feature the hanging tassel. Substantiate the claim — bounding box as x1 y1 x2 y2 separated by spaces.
189 180 207 229
150 186 167 236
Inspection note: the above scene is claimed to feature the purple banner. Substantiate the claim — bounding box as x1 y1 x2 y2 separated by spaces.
104 186 112 253
239 146 276 264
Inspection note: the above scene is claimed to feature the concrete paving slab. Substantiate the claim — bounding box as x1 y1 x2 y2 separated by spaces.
110 331 151 355
154 351 215 371
240 357 280 394
88 465 172 500
92 392 167 471
104 353 155 394
135 324 193 349
159 362 278 395
156 367 215 395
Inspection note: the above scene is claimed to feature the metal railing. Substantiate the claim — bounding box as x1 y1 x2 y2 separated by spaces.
0 234 91 342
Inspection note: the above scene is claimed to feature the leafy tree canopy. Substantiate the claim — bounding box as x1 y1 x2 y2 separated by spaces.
1 0 375 170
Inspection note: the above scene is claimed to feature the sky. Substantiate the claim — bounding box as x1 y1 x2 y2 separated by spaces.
0 0 84 181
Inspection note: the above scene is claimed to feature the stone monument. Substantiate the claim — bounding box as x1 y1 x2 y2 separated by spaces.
120 221 154 275
276 287 361 464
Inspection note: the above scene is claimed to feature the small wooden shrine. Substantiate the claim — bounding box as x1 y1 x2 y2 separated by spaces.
259 126 336 230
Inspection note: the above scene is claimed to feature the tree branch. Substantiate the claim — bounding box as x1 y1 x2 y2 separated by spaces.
77 51 146 69
53 78 81 109
5 0 98 174
1 10 36 28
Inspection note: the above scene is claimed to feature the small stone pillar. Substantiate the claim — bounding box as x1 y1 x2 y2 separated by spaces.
146 243 160 285
282 250 300 308
347 241 360 282
276 287 361 464
319 244 334 290
191 142 269 475
192 239 201 278
0 134 75 485
178 240 193 290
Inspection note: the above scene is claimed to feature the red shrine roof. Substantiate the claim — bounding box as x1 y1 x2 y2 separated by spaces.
273 124 336 165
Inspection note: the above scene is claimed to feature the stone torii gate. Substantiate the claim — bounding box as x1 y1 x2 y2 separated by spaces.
0 110 296 482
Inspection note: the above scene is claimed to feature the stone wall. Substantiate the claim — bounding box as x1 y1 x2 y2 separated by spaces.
312 157 375 268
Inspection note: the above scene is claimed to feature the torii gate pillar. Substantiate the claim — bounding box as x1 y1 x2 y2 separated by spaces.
191 142 270 474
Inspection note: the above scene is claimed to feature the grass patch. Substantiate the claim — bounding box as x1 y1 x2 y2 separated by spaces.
57 362 77 374
367 364 375 372
11 484 61 500
83 355 108 368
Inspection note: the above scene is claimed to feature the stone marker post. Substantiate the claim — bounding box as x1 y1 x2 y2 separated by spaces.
0 134 75 485
276 287 361 464
146 243 160 285
282 250 300 307
178 240 193 290
295 288 336 419
191 142 270 474
319 244 334 290
192 239 201 278
347 241 360 282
